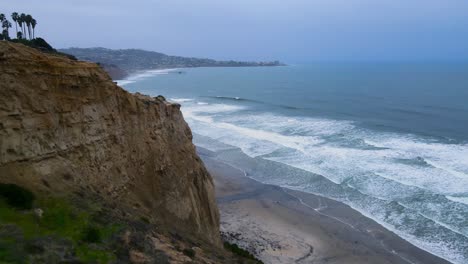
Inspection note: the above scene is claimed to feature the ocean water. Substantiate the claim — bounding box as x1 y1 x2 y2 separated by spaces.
120 63 468 264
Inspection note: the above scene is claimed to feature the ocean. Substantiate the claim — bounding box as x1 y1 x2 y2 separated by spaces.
119 63 468 264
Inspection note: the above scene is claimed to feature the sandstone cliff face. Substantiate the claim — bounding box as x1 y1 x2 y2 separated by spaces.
0 42 220 245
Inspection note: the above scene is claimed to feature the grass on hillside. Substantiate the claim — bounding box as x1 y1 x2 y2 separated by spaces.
0 184 121 264
223 241 264 264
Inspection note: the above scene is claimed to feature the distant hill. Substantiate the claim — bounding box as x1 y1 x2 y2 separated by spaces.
60 47 285 79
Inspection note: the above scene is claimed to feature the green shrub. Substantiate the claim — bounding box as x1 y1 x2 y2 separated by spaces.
40 199 85 240
140 216 150 224
224 242 263 263
30 38 54 51
0 183 35 210
0 236 25 263
182 248 195 258
0 195 119 263
76 244 115 264
82 226 101 243
10 37 54 51
9 38 77 60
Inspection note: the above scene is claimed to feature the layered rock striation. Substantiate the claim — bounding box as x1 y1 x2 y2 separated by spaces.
0 41 220 246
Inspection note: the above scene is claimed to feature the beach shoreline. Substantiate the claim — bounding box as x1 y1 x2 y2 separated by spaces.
197 147 453 264
115 68 181 86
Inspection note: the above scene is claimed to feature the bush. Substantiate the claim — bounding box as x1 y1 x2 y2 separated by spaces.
10 37 54 52
0 183 35 210
0 195 120 263
82 226 101 243
224 242 263 263
30 38 54 51
76 244 115 264
9 38 77 60
182 248 195 258
140 216 150 224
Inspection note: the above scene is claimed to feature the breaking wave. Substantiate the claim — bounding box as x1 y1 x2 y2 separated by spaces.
179 98 468 264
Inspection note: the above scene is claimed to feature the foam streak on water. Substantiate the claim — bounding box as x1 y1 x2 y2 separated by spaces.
177 98 468 264
115 68 179 86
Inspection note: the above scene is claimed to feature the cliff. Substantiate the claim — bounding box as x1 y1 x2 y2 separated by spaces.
0 41 220 249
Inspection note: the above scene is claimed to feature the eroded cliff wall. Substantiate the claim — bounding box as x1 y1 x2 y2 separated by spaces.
0 42 220 245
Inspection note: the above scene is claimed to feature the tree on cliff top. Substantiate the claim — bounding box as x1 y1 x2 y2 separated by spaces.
31 18 37 39
25 14 32 39
0 11 38 40
0 13 12 40
19 13 26 37
17 13 37 40
11 12 18 36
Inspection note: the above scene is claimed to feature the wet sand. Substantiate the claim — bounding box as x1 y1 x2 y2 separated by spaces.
198 148 452 264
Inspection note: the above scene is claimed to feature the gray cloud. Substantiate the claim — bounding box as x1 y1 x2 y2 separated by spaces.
3 0 468 62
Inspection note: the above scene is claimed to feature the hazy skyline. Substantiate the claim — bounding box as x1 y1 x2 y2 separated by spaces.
3 0 468 62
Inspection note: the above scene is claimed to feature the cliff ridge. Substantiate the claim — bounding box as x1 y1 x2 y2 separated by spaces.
0 41 220 248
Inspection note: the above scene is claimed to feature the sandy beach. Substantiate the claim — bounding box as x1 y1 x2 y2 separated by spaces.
197 147 452 264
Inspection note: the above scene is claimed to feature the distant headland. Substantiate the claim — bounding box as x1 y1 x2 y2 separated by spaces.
59 47 286 79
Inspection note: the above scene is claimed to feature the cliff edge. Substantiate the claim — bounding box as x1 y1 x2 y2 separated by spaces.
0 41 220 247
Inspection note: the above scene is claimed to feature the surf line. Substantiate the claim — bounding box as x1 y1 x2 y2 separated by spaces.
211 156 358 230
280 188 358 231
210 156 425 264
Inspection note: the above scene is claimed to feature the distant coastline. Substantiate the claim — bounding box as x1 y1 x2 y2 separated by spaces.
60 47 285 79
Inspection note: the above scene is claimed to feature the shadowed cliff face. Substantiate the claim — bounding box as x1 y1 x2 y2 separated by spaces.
0 42 220 246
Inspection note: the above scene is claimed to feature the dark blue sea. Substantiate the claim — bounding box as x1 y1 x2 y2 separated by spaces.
119 63 468 264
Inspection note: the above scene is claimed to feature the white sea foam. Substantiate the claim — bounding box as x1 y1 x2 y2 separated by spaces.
282 184 467 264
170 98 194 103
176 100 468 264
446 196 468 206
222 113 355 137
116 68 179 86
192 133 236 152
183 103 246 114
184 112 323 156
115 79 135 86
182 101 468 194
348 201 468 264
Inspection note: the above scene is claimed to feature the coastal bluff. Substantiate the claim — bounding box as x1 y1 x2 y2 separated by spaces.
0 40 220 248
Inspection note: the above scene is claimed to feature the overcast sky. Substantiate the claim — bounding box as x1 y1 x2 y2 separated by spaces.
3 0 468 62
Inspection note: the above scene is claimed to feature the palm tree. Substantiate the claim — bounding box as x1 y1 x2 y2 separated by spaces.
1 18 12 40
5 21 12 39
20 13 26 39
17 16 23 38
31 18 37 39
25 14 32 40
11 12 18 37
0 14 4 40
